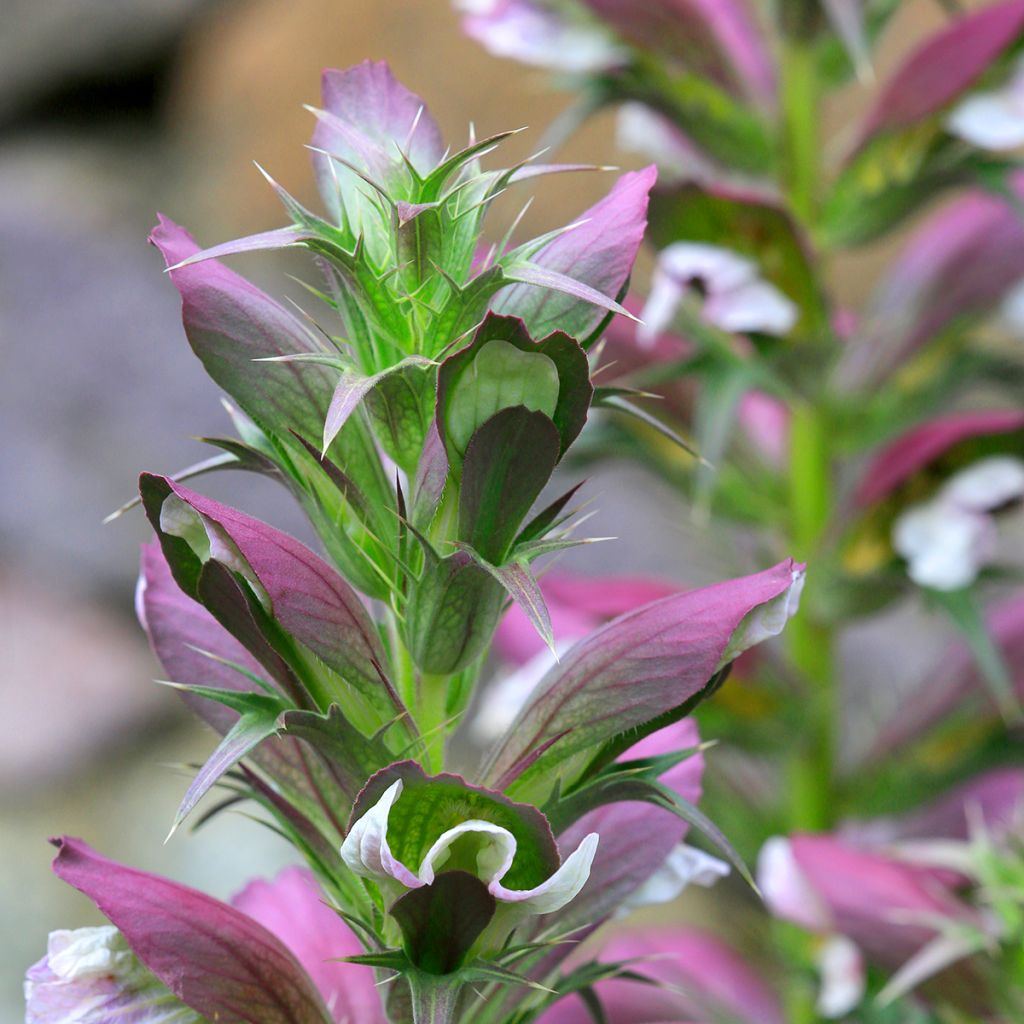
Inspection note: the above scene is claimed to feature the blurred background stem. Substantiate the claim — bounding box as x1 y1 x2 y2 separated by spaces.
781 34 837 833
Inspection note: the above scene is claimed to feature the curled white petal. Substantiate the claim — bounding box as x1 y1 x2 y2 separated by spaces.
490 832 600 914
340 782 599 915
1001 278 1024 336
45 927 133 982
25 927 201 1024
340 780 422 889
638 270 687 345
947 59 1024 151
660 242 755 291
816 934 866 1018
617 843 730 916
457 0 626 73
418 820 518 886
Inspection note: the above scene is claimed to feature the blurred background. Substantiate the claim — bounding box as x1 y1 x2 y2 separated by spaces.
0 0 960 1015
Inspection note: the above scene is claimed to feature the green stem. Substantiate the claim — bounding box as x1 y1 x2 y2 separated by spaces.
416 672 450 773
781 40 819 224
786 403 836 832
407 970 461 1024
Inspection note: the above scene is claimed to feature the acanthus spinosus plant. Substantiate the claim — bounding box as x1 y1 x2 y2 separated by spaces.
26 61 804 1023
456 0 1024 1018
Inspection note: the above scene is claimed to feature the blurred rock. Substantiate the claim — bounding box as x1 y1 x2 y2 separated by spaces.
0 0 216 123
0 136 310 593
0 569 171 790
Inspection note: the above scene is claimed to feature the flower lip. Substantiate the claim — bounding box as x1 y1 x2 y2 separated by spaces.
341 763 598 914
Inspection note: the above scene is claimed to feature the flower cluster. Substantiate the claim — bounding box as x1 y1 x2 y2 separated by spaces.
27 59 804 1023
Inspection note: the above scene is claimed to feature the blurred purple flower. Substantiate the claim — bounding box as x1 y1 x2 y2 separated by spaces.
456 0 628 72
872 600 1024 752
580 0 776 105
852 0 1024 154
854 409 1024 507
838 182 1024 388
537 925 784 1024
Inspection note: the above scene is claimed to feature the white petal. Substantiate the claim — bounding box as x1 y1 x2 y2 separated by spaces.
616 844 730 916
638 269 687 346
718 567 805 669
705 280 799 336
490 832 600 913
816 935 865 1018
757 836 831 931
45 927 133 982
418 820 518 886
659 242 755 293
892 500 995 591
1001 278 1024 336
947 92 1024 150
340 780 422 888
940 456 1024 512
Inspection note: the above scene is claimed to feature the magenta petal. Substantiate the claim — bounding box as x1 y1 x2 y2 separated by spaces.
50 838 333 1024
149 216 334 444
140 541 268 734
841 185 1024 387
786 835 973 965
853 409 1024 506
492 167 657 339
539 926 783 1024
582 0 776 104
853 0 1024 151
232 867 387 1024
311 60 445 218
143 476 394 711
494 571 679 665
484 559 803 789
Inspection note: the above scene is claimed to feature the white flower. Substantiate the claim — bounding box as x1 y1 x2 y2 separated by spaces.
25 926 200 1024
892 456 1024 591
639 242 798 345
816 934 866 1018
341 779 599 915
892 501 996 591
947 58 1024 150
616 843 730 916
